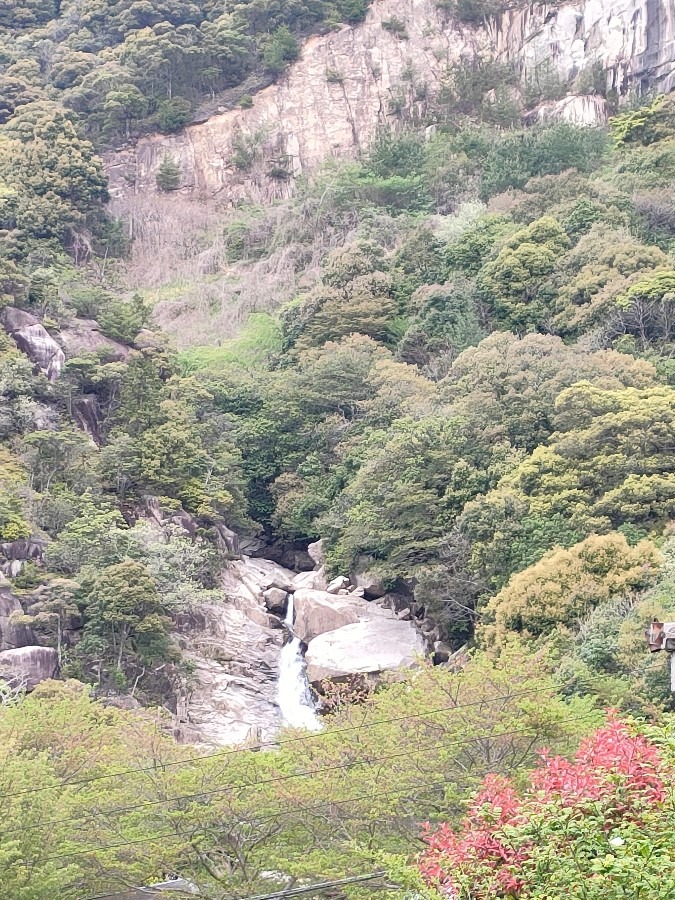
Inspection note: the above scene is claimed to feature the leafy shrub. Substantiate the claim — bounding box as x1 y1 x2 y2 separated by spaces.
154 97 191 133
419 716 675 899
611 95 675 146
155 154 181 192
481 533 661 646
382 16 408 38
262 26 300 75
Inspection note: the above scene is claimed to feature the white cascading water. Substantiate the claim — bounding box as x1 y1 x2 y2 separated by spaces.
276 594 322 731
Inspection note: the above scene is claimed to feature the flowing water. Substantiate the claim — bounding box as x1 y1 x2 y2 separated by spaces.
276 595 322 731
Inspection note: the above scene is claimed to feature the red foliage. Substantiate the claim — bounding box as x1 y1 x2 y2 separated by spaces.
418 715 667 898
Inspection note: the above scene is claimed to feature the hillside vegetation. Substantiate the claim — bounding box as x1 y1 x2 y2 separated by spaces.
1 0 675 893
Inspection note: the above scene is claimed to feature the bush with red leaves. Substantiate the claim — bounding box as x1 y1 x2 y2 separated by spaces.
419 714 675 899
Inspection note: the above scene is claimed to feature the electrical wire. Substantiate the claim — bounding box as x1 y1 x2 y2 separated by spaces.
35 723 598 898
13 714 597 851
85 870 389 900
7 776 450 838
0 682 567 802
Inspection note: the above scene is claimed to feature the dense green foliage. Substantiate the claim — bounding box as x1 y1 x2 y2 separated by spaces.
0 0 372 147
0 652 597 898
419 714 675 898
3 88 675 690
1 1 675 892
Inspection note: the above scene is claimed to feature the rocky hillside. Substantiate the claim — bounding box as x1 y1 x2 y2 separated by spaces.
106 0 675 202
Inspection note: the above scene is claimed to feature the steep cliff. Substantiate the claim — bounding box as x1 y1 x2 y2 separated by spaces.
493 0 675 96
105 0 675 203
106 0 481 201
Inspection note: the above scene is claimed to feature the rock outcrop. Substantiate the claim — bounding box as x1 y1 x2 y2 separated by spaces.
305 618 426 683
175 556 298 746
105 0 483 201
1 536 48 578
0 646 59 690
58 318 130 362
0 580 34 650
105 0 675 203
525 94 609 126
1 307 65 380
293 588 393 644
176 601 283 747
492 0 675 97
174 549 429 744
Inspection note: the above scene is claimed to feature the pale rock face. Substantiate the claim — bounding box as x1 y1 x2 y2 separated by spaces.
176 555 297 746
0 588 34 651
291 568 329 592
307 539 325 568
58 319 130 362
527 94 609 126
491 0 675 96
105 0 483 201
0 646 59 689
293 588 393 643
305 618 427 683
1 307 65 380
177 601 284 747
105 0 675 206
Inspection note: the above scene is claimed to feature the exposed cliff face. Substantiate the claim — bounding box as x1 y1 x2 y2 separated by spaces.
105 0 675 205
493 0 675 96
105 0 482 201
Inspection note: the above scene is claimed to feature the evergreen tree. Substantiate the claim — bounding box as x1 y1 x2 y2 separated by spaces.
155 154 181 191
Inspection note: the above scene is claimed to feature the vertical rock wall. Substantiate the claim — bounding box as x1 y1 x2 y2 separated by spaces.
491 0 675 96
104 0 675 204
105 0 482 201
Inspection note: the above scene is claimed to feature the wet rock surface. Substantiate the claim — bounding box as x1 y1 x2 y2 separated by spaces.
175 549 429 746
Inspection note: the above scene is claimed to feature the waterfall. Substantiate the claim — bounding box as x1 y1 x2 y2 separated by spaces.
276 595 322 731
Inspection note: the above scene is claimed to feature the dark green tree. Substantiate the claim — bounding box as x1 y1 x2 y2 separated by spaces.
155 154 181 191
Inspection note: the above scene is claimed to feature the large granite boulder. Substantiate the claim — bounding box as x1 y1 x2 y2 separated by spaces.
224 556 296 600
307 539 324 567
0 646 59 689
1 307 39 332
305 618 427 684
293 588 391 643
58 318 130 362
0 536 48 578
291 568 328 592
1 307 65 380
352 569 386 600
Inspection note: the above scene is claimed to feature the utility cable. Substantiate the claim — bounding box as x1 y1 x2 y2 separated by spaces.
85 870 388 900
0 681 573 802
37 725 597 898
12 714 597 848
